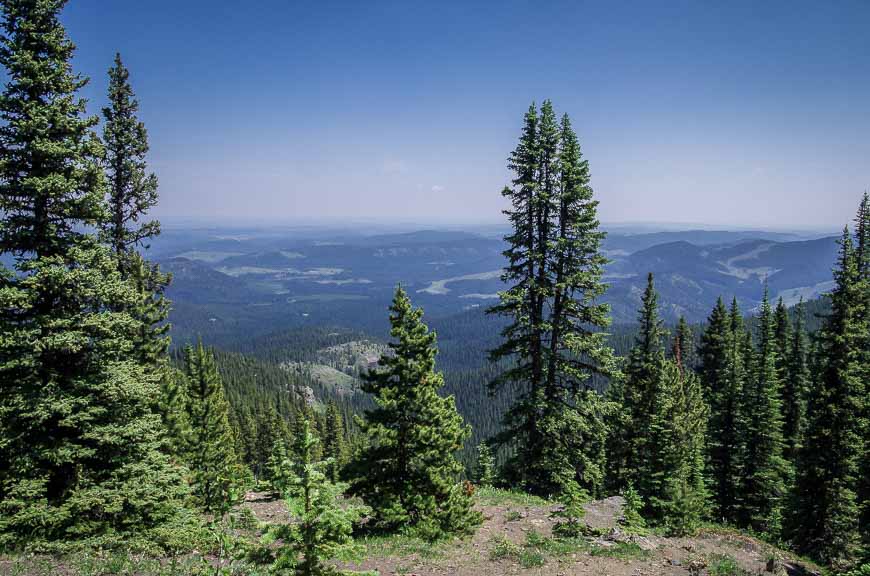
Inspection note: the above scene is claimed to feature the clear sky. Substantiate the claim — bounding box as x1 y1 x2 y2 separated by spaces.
62 0 869 229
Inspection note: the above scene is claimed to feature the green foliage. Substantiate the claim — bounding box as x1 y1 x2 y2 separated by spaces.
100 53 160 261
490 101 617 497
348 287 480 538
700 297 744 523
707 554 753 576
490 532 561 569
674 315 696 370
791 227 867 569
474 442 495 487
844 564 870 576
588 541 649 560
267 435 295 496
322 402 347 483
609 275 707 534
783 298 809 466
474 486 552 507
619 484 647 534
100 53 170 373
505 510 523 522
258 418 367 576
646 360 709 535
738 288 789 537
608 272 666 494
0 0 189 549
179 342 247 515
489 535 522 561
551 480 589 538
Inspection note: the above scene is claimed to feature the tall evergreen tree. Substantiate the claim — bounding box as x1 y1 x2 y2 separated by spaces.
791 229 866 568
0 0 186 547
773 298 791 386
101 52 159 263
253 405 289 482
158 368 192 458
490 104 541 481
851 192 869 557
322 401 346 483
181 342 245 514
100 53 169 368
739 288 789 537
674 316 695 371
608 273 665 494
699 297 743 523
349 287 479 537
783 299 809 464
646 361 708 535
490 102 616 497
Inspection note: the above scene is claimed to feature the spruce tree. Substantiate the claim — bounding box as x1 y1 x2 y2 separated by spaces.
254 405 289 482
698 297 729 400
851 192 869 556
475 442 495 487
261 418 367 576
608 272 665 494
619 484 647 535
646 361 708 535
551 480 590 538
791 229 866 568
783 299 808 464
699 298 738 522
490 102 616 497
101 53 159 263
322 401 346 483
739 289 789 537
674 316 695 371
158 368 192 458
490 104 541 484
181 342 245 514
101 53 169 368
0 0 186 547
773 298 791 386
349 287 479 537
713 298 748 524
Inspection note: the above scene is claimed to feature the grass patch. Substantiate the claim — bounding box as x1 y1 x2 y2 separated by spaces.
489 536 522 561
589 541 650 561
489 530 590 569
0 552 213 576
475 486 553 507
504 510 523 522
707 553 753 576
342 532 451 561
519 549 545 568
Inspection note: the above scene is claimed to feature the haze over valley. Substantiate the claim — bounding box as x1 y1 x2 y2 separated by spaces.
153 224 839 344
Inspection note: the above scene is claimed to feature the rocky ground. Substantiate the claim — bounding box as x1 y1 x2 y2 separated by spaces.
242 489 822 576
1 490 823 576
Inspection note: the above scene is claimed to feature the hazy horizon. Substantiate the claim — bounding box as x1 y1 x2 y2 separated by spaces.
62 0 869 229
155 215 839 237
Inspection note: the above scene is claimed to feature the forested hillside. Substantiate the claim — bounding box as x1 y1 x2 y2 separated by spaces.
152 226 840 346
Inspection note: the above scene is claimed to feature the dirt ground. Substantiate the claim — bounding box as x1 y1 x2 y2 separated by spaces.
241 492 822 576
1 493 822 576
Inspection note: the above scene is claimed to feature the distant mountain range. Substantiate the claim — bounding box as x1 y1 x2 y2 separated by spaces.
147 226 839 344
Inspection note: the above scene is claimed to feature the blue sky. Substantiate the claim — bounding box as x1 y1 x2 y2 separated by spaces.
62 0 869 229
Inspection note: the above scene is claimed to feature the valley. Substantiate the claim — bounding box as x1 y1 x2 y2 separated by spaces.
152 225 838 346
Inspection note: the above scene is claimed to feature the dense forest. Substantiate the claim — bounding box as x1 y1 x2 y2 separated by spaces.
0 2 866 576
